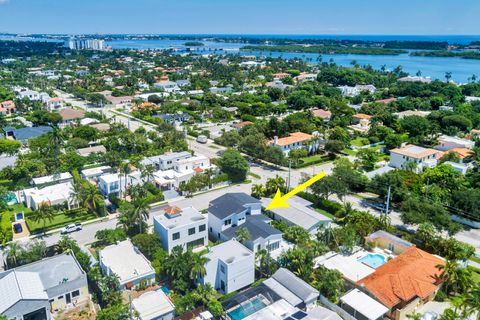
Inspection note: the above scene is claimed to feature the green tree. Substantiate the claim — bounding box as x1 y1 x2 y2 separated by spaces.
235 227 251 244
217 149 249 182
30 205 55 231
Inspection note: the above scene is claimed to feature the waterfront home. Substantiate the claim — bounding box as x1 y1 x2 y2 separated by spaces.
357 247 444 320
269 132 318 156
207 193 284 256
199 239 255 294
0 253 89 319
132 290 175 320
389 144 441 172
153 206 208 254
261 195 332 235
99 240 156 290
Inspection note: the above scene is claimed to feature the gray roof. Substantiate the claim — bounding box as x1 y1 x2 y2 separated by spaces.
16 253 87 298
264 268 319 307
158 151 191 162
0 270 47 313
366 230 413 248
3 126 52 141
209 193 260 219
221 215 281 241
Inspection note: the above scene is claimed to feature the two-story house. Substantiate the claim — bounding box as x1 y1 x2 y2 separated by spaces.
269 132 318 156
199 239 255 294
389 145 441 173
153 206 208 254
207 193 283 255
140 151 191 171
98 171 142 197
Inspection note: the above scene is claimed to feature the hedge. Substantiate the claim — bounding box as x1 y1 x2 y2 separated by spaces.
0 212 12 244
297 192 342 216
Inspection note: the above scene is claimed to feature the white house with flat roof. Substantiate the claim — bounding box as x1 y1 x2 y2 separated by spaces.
32 172 73 187
435 135 475 151
99 240 156 290
141 151 191 171
80 166 112 180
389 144 440 172
340 289 389 320
261 196 332 235
98 171 142 197
21 181 77 210
199 239 255 294
132 290 175 320
153 206 208 254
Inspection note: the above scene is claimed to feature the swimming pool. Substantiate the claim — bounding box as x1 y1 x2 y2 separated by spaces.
227 297 266 320
157 287 170 295
358 253 386 268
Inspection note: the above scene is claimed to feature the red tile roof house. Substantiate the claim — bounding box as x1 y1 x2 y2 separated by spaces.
0 100 16 116
357 247 445 320
269 132 319 156
231 121 254 130
311 109 332 122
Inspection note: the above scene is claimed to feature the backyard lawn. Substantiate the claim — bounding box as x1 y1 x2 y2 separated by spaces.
25 209 97 234
350 137 370 147
292 154 332 168
315 208 336 220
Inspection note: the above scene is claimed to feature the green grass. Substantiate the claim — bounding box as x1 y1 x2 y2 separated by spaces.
292 154 331 168
350 137 370 147
248 172 261 179
467 266 480 284
315 208 336 220
471 255 480 264
25 209 97 234
342 148 358 156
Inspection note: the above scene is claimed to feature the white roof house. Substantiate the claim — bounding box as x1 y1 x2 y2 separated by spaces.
314 251 376 283
32 172 73 187
80 166 112 179
132 290 175 320
99 240 156 290
22 181 76 210
340 289 389 320
0 271 48 315
435 135 475 151
261 196 332 234
201 240 255 294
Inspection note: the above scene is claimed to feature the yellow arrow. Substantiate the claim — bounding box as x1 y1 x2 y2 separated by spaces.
266 172 326 210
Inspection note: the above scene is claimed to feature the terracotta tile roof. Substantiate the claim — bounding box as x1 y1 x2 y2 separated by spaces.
390 144 439 159
443 147 471 159
193 167 204 173
164 206 182 218
358 247 444 309
376 98 398 104
312 109 332 119
0 100 15 110
47 97 64 103
270 132 313 147
58 108 85 120
232 121 254 129
353 113 372 120
272 72 290 79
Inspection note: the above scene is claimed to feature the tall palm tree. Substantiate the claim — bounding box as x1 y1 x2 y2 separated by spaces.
31 205 55 231
131 197 150 233
119 162 131 198
81 182 104 214
251 184 266 199
437 259 470 295
189 253 209 281
140 164 156 183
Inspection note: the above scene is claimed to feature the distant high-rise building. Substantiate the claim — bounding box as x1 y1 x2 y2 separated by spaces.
66 38 106 51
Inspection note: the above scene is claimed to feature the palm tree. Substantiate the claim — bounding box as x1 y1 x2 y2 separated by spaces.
251 184 266 199
5 241 23 267
235 227 251 245
119 162 131 198
445 72 452 83
461 283 480 320
140 164 155 183
189 253 209 281
131 197 150 233
31 205 55 231
437 259 470 295
81 182 104 214
468 147 480 162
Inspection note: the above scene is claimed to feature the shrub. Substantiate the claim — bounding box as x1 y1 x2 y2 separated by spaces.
0 212 12 244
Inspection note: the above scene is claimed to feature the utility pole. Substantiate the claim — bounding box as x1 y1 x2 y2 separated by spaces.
287 160 292 192
385 185 391 215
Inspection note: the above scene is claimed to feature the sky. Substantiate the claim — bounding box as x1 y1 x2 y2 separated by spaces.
0 0 479 35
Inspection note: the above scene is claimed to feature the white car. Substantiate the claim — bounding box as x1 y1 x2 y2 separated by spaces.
61 223 82 234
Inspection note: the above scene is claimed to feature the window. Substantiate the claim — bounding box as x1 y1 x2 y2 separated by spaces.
172 232 180 240
57 296 64 300
209 227 212 232
220 265 225 273
72 290 80 298
199 224 206 232
267 241 280 252
188 227 195 235
224 219 232 226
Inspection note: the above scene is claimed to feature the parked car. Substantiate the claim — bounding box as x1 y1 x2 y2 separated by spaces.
13 223 22 234
106 203 117 214
196 135 208 144
61 223 82 234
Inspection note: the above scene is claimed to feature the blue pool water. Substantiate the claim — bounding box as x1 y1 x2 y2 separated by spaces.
5 193 17 205
157 287 170 295
359 253 386 269
227 297 266 320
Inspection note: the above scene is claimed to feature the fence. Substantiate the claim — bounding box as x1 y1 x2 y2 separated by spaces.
319 295 356 320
